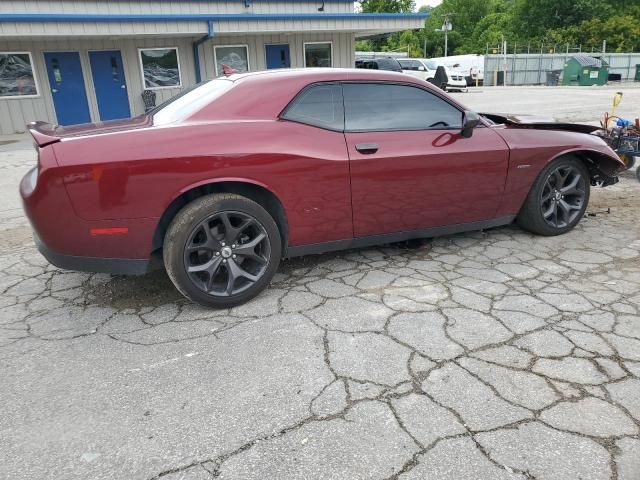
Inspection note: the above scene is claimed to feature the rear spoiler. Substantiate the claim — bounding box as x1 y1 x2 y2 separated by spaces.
27 121 60 148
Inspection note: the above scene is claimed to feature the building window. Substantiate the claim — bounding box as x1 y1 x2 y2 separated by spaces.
304 42 332 68
0 52 38 97
214 45 249 77
138 47 182 89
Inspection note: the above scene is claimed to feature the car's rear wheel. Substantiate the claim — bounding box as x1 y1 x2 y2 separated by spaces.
517 156 590 236
163 193 281 308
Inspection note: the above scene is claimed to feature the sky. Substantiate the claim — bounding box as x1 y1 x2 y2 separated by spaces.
414 0 442 10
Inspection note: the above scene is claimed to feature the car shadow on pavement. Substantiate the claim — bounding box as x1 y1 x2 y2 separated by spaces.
84 238 434 310
86 269 185 310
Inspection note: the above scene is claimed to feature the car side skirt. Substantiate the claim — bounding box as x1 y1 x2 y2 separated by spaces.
285 215 516 258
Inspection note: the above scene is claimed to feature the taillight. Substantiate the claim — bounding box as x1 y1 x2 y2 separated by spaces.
21 167 38 195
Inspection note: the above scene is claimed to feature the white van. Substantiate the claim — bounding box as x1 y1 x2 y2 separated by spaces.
397 58 438 81
429 54 484 86
441 67 468 92
398 58 467 92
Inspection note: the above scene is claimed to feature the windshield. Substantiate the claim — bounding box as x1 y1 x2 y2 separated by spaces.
152 79 234 125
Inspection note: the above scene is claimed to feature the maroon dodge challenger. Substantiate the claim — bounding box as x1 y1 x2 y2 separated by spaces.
21 69 628 307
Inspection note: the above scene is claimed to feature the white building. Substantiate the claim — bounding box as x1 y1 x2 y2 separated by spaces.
0 1 426 134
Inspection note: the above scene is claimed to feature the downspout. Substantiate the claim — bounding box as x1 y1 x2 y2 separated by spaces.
193 20 214 83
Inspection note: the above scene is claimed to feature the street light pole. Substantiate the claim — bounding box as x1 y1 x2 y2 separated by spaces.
502 34 507 86
435 13 454 57
444 28 448 57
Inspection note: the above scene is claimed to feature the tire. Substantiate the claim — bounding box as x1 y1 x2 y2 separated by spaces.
163 193 282 308
517 156 590 236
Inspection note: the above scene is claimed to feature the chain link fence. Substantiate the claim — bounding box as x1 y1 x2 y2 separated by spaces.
484 53 640 86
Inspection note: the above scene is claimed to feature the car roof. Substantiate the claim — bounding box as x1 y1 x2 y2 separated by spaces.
226 67 410 84
188 68 467 123
399 58 437 66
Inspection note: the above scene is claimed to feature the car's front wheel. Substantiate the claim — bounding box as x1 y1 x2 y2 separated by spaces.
517 156 590 236
164 193 282 308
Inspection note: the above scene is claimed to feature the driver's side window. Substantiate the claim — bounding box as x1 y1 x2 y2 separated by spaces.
343 83 463 132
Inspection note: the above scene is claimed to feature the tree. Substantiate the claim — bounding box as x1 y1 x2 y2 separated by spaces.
357 0 639 57
386 30 423 57
512 0 614 38
355 39 375 52
547 14 640 53
416 0 519 56
465 12 516 53
359 0 415 13
436 0 495 39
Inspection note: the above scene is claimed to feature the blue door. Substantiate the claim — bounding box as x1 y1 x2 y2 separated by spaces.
266 44 291 69
44 52 91 125
89 50 131 121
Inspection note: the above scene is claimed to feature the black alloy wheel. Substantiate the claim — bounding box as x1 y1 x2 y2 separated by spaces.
540 165 587 229
164 193 282 308
184 211 271 297
517 156 590 236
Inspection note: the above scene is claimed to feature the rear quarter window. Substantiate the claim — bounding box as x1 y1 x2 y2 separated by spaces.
281 83 344 131
152 79 234 125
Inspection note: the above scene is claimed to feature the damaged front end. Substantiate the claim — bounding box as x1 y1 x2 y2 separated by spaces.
481 112 603 135
482 112 633 185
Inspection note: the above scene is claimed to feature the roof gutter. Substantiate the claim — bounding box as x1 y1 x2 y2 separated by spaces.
193 20 214 83
0 13 429 23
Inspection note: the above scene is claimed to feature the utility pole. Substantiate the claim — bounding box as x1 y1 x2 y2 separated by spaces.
502 34 507 86
435 13 454 57
444 26 448 57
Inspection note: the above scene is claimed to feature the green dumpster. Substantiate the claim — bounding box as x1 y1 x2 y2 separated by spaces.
562 54 609 86
635 64 640 81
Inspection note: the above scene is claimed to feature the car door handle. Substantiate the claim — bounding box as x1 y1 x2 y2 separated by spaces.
355 143 379 154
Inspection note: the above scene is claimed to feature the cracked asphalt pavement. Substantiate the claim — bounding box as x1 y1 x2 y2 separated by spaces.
1 87 640 480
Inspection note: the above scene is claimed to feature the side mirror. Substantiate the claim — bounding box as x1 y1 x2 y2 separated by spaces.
418 66 426 71
461 111 481 138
